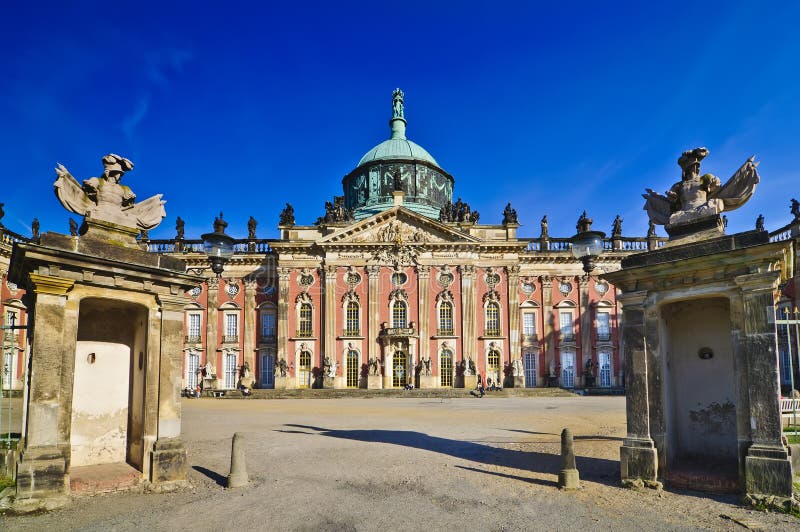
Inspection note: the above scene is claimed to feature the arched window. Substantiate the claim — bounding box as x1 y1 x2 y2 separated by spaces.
392 300 407 328
346 349 359 388
440 349 453 387
298 303 313 337
438 301 453 336
485 302 500 336
345 301 360 336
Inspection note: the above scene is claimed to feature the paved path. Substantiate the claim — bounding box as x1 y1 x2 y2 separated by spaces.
2 397 797 531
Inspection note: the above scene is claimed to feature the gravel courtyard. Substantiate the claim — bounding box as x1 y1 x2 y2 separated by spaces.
3 396 797 531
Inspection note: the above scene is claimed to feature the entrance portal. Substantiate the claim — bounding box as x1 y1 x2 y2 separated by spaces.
392 351 407 388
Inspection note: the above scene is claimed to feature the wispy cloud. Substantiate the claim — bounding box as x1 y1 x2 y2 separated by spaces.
122 96 151 140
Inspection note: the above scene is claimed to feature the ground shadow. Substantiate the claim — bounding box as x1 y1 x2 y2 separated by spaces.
502 428 623 442
192 465 227 487
280 424 620 487
455 465 559 487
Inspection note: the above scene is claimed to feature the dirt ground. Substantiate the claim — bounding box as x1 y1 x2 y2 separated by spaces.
2 396 798 531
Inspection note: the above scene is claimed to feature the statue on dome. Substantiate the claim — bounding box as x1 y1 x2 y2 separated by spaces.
54 153 166 231
392 88 404 119
643 147 759 231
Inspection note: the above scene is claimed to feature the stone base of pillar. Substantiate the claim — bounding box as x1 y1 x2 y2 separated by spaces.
274 376 288 390
463 375 478 390
512 376 524 388
382 376 394 389
620 437 659 485
150 437 187 483
14 446 68 503
744 444 793 497
418 375 437 389
323 377 334 389
367 375 382 389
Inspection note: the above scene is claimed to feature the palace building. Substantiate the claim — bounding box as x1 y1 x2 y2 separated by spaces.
2 90 798 395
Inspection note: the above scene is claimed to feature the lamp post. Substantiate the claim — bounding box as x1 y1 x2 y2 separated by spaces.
570 211 606 274
189 212 235 277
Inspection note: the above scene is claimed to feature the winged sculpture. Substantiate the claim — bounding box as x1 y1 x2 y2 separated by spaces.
54 153 166 231
643 147 759 228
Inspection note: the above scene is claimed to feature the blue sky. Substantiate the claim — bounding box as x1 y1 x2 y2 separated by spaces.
1 1 798 240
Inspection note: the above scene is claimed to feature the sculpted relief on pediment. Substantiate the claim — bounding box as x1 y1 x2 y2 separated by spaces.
350 220 447 244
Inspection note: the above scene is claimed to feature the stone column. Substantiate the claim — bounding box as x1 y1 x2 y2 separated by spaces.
277 268 291 367
417 265 431 363
541 276 554 383
205 277 219 376
617 290 659 486
735 272 793 497
323 265 337 388
579 275 592 387
151 294 188 484
507 265 521 382
15 273 75 501
459 265 476 375
243 277 257 383
367 265 381 363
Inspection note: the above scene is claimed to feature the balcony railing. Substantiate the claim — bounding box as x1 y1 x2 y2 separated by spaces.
296 329 314 338
597 332 611 342
437 328 455 336
560 333 575 343
342 329 361 337
484 328 502 337
522 332 538 342
185 335 202 344
222 335 239 343
379 327 415 337
259 334 277 343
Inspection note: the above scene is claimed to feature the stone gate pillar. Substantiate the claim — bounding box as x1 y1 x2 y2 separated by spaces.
617 290 659 486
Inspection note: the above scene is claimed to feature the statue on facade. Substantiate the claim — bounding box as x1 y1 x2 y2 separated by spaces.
611 215 623 237
69 218 79 236
275 358 288 378
238 361 255 390
279 203 295 227
392 88 404 119
792 198 800 222
31 217 40 239
576 211 592 233
643 147 759 230
316 196 354 225
512 358 523 377
502 203 518 225
421 357 432 376
175 216 185 240
755 214 765 232
0 203 4 227
540 215 549 238
466 357 476 376
368 357 380 376
54 153 166 231
439 198 480 223
647 220 656 238
247 216 257 239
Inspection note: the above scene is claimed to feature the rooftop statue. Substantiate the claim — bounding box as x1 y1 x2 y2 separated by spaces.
392 88 404 119
643 147 759 231
54 153 166 231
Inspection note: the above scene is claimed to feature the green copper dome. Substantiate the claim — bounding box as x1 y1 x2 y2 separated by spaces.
342 89 454 220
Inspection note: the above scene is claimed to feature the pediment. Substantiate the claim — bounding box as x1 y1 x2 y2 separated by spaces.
318 207 481 245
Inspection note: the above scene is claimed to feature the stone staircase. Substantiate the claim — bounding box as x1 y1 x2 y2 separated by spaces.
199 387 578 400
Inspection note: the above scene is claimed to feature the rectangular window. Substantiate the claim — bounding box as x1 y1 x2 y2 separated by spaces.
559 312 573 342
299 304 313 336
596 312 610 341
225 313 238 342
261 312 276 339
522 312 536 337
485 303 500 336
187 314 201 342
345 302 360 336
438 303 454 336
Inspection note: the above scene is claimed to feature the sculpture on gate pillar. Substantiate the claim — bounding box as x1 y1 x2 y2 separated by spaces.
642 147 759 237
54 153 166 231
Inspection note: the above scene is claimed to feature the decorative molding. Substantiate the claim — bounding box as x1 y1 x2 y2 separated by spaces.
437 265 455 289
389 288 408 302
436 289 454 303
295 291 313 304
482 289 501 304
27 273 74 296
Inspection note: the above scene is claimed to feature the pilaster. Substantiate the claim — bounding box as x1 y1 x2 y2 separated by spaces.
417 265 431 363
205 277 219 370
579 275 592 386
541 275 554 379
367 265 380 361
277 268 291 365
324 265 337 387
507 265 520 368
243 277 258 381
459 265 476 367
